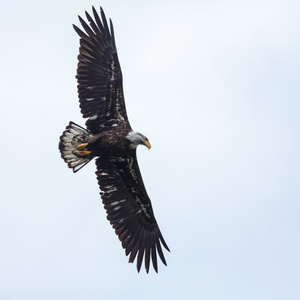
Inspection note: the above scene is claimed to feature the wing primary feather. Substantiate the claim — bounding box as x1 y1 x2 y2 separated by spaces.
144 246 151 273
156 240 167 266
159 232 171 252
143 230 152 273
129 226 145 264
100 7 110 34
136 229 147 272
109 19 116 50
136 248 145 273
151 244 158 273
73 25 90 42
92 6 105 33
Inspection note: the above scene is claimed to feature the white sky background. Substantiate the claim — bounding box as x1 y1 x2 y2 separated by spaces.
1 0 299 299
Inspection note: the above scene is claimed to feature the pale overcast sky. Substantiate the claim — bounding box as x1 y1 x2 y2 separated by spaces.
1 0 299 299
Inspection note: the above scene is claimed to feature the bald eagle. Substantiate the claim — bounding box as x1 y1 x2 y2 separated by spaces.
59 7 169 273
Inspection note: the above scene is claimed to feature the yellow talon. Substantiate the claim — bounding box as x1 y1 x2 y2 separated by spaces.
77 150 91 156
77 143 88 150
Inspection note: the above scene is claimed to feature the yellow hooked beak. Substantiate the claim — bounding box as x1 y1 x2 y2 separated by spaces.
144 139 151 149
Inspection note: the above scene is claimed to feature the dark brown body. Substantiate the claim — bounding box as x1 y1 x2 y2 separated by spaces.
87 124 132 157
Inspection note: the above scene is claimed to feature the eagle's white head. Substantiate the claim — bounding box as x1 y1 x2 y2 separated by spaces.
126 131 151 150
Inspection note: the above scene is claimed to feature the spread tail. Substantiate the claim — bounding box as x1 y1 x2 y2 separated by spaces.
59 122 93 172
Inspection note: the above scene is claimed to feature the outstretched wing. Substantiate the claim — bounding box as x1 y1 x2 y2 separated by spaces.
96 155 170 273
74 7 130 134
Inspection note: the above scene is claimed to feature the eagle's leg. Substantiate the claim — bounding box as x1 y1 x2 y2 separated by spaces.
77 150 91 156
76 143 91 156
77 143 88 150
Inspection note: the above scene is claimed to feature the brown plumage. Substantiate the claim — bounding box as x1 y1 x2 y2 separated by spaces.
59 6 169 273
